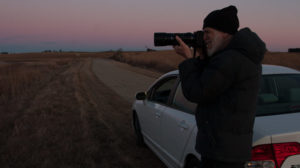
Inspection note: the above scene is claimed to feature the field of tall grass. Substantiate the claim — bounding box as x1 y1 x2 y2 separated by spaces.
0 57 79 167
111 50 300 73
262 52 300 70
1 63 49 105
0 51 298 167
0 52 112 61
0 52 109 108
111 50 184 73
0 59 72 110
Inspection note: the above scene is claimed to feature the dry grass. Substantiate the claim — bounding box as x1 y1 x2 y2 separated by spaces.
0 58 75 167
0 55 165 168
0 51 110 108
111 50 184 73
0 64 48 105
0 60 69 106
111 50 300 72
262 52 300 70
0 57 91 168
0 52 112 62
0 51 299 167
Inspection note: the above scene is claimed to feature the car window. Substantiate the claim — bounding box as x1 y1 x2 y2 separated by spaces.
172 83 197 114
257 74 300 116
149 77 177 105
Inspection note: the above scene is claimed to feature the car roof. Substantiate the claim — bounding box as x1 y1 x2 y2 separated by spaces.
161 64 300 78
262 64 300 75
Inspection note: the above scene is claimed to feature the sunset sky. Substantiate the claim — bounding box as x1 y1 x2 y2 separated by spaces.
1 0 299 53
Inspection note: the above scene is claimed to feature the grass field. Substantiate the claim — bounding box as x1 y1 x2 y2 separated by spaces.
111 50 300 73
0 52 110 108
0 52 165 168
0 50 299 167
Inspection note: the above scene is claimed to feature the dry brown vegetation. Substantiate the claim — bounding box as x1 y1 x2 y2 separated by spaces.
0 60 67 106
0 52 111 109
1 50 299 168
111 50 300 72
0 52 165 168
262 52 300 70
111 50 184 73
0 57 79 167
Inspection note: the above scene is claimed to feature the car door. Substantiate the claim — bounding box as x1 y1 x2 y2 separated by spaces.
141 76 178 147
160 82 197 166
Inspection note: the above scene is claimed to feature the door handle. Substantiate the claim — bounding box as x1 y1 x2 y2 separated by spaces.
178 120 189 129
155 112 161 118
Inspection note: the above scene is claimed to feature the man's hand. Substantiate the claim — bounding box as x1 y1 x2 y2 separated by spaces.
173 36 193 59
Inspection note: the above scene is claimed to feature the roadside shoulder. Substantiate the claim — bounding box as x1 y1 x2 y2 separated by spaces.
110 59 163 78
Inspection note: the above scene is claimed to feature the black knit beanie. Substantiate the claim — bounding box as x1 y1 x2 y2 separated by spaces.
203 5 239 35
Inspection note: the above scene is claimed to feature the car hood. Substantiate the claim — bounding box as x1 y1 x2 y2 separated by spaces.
253 112 300 145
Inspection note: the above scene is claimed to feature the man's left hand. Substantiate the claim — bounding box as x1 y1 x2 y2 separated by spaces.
173 36 193 59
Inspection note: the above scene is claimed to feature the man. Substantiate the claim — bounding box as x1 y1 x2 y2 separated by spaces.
173 5 266 168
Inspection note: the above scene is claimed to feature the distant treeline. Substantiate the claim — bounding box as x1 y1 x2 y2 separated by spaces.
43 49 63 53
1 52 9 54
288 48 300 53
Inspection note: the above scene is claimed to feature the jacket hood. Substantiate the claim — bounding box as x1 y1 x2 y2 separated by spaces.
227 28 266 64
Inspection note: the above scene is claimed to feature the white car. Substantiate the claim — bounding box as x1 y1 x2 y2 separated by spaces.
132 64 300 168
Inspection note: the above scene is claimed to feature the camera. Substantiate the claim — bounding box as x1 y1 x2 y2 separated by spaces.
154 31 204 48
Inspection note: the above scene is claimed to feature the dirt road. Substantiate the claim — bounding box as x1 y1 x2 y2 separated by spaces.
0 58 165 168
92 59 159 102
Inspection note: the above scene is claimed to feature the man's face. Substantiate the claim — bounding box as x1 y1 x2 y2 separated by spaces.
203 27 229 57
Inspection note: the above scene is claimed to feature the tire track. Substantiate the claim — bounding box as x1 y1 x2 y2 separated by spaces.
0 58 165 168
77 58 165 168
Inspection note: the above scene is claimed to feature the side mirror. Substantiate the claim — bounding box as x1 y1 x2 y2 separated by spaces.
136 92 147 100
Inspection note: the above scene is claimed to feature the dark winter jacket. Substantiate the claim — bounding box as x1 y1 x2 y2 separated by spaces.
178 28 266 162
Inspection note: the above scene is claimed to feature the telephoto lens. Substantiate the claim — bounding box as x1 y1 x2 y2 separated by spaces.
154 32 195 46
154 31 204 48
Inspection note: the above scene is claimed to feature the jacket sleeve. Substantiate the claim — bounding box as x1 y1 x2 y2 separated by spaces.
179 54 235 104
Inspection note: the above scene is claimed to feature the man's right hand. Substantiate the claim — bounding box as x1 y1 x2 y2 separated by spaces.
173 36 193 59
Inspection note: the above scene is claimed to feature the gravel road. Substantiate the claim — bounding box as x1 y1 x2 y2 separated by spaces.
92 59 157 102
89 58 166 167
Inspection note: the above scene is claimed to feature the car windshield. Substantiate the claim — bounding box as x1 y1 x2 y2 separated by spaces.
257 74 300 116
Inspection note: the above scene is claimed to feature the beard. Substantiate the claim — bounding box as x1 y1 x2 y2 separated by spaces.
206 33 226 57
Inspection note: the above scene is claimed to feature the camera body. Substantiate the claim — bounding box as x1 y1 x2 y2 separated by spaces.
154 31 204 48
